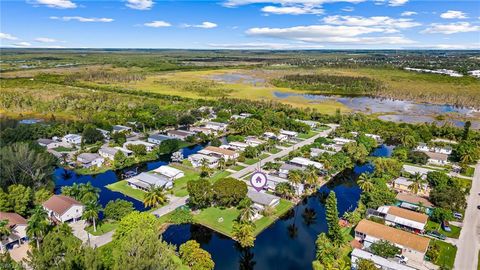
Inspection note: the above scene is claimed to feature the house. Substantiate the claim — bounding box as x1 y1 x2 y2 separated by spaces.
227 141 249 151
263 132 287 141
424 152 449 165
188 154 219 168
390 177 430 196
264 174 289 190
402 165 433 176
279 130 298 139
231 113 252 120
189 126 215 135
355 219 430 263
112 125 132 134
98 147 133 160
289 157 323 170
333 137 355 145
0 212 28 251
62 134 82 145
205 121 228 132
247 189 280 210
77 153 104 168
43 195 84 223
245 136 265 147
148 134 176 145
126 172 173 191
310 148 335 157
395 193 434 215
376 206 429 233
166 130 195 141
198 146 239 160
297 120 318 129
123 140 156 152
416 142 453 155
96 128 110 139
278 163 306 178
324 144 343 153
351 248 416 270
152 165 185 181
37 138 60 149
365 133 382 142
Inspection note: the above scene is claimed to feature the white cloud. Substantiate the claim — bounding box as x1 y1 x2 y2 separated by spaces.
35 37 58 43
12 42 32 47
126 0 154 10
207 42 325 49
50 16 114 22
144 20 171 27
223 0 365 7
422 22 480 34
322 15 421 31
261 5 323 15
0 33 18 40
35 0 76 9
401 11 417 16
388 0 408 6
342 6 354 12
246 24 415 44
183 22 218 29
440 10 468 19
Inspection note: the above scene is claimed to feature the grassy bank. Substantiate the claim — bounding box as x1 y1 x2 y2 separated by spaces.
106 180 145 201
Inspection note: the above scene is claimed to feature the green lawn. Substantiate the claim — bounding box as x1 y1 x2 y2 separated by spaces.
259 153 270 160
244 158 259 165
210 171 231 183
426 220 461 239
85 221 118 236
268 147 281 154
231 165 245 171
52 146 73 152
461 166 475 177
298 131 318 139
170 165 201 197
106 180 145 201
193 199 294 237
430 240 457 269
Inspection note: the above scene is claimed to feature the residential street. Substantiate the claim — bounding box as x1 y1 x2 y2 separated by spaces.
454 162 480 270
231 125 336 180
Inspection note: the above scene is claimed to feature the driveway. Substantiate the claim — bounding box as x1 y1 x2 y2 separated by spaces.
70 220 114 248
454 162 480 270
150 195 189 217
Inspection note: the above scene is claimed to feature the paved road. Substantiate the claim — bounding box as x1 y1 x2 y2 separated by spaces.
455 162 480 270
231 125 335 180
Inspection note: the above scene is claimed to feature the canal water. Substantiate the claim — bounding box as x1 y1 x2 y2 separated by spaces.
53 143 395 269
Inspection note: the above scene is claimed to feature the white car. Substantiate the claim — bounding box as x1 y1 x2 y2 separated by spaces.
395 254 409 264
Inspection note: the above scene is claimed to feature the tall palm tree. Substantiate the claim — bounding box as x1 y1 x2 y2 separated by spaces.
79 182 100 203
218 157 226 170
26 206 49 249
82 201 102 232
357 173 375 192
275 182 294 199
239 204 256 223
143 185 168 208
409 173 425 195
232 222 255 248
304 165 319 189
0 219 11 241
288 170 303 196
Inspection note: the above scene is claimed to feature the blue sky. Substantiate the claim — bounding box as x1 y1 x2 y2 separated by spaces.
1 0 479 49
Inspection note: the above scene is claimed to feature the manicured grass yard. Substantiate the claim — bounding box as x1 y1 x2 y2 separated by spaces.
193 199 294 237
298 131 318 139
426 220 461 239
244 158 259 165
231 165 245 171
430 240 457 269
268 147 281 154
52 146 73 152
210 170 231 183
85 221 118 236
170 165 201 197
106 180 145 201
259 153 270 160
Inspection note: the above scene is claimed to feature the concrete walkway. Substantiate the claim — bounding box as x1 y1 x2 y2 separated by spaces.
70 220 113 248
151 195 188 217
454 162 480 270
231 126 335 180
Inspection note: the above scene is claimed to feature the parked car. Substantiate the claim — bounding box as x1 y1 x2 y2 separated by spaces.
442 220 452 232
394 254 409 264
453 212 463 219
426 230 446 240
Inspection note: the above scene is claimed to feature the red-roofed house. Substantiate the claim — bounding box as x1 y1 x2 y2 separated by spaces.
0 212 28 251
42 195 84 223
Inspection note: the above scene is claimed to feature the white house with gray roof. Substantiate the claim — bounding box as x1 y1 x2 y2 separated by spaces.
126 172 173 191
99 146 133 160
77 153 104 168
123 140 155 152
148 134 176 145
247 189 280 210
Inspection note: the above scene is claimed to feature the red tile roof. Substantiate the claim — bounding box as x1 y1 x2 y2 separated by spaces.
42 195 83 215
0 212 27 227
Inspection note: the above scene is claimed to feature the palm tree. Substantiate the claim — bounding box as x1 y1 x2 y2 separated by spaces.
218 157 226 170
409 173 425 195
302 208 317 226
82 201 102 232
304 165 319 189
143 185 168 208
232 222 255 248
239 204 256 223
0 219 11 241
288 170 303 196
79 182 100 203
357 173 375 192
26 206 49 249
275 182 294 199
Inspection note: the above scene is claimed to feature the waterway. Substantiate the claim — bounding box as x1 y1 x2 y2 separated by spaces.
52 143 395 270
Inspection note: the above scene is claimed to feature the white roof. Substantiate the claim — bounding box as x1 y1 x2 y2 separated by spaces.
394 177 428 189
153 165 184 178
247 189 280 206
229 141 249 147
333 137 355 144
351 249 415 270
64 134 81 139
124 140 155 148
280 129 298 136
189 153 219 163
128 172 170 187
206 121 228 127
402 165 433 176
290 157 323 169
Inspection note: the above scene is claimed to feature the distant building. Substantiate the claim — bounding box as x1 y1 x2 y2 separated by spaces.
112 125 132 134
148 134 176 145
77 153 104 168
296 120 319 129
205 121 228 132
375 205 429 233
245 136 265 147
62 134 82 145
278 163 306 178
263 132 287 141
123 140 156 152
402 165 433 176
166 130 195 141
152 165 185 181
43 195 84 223
355 219 430 263
189 126 215 135
289 157 323 170
98 147 133 160
198 146 239 161
390 177 430 197
395 193 434 215
0 212 28 251
351 248 415 270
333 137 355 145
127 172 173 191
37 138 61 149
96 128 110 139
365 133 382 142
279 130 298 139
424 151 449 165
310 148 335 157
226 141 249 151
188 153 219 168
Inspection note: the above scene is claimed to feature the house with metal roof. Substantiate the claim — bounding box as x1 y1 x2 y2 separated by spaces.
124 140 156 151
77 153 104 168
278 163 306 178
152 165 185 181
376 206 429 233
147 134 176 145
126 172 173 191
99 146 133 160
351 248 416 270
289 157 323 170
166 130 195 141
188 153 219 168
247 189 280 210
